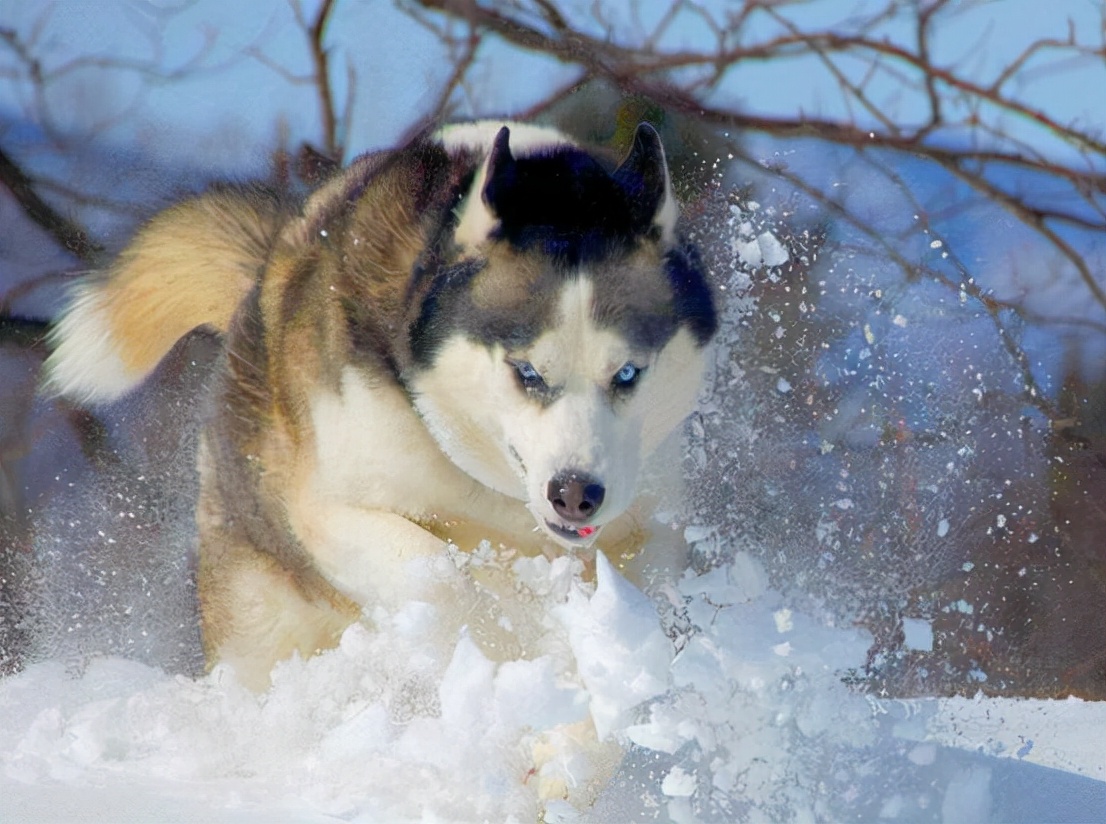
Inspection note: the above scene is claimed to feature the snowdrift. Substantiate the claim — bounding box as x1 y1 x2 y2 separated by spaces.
2 541 1103 823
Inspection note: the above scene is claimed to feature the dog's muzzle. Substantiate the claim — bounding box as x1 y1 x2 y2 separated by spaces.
547 471 605 522
543 470 605 543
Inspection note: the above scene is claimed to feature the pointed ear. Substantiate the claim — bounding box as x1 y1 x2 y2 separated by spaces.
613 122 678 245
481 125 515 217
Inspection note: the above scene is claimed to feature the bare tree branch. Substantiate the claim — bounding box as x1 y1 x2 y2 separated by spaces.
424 21 482 121
0 144 102 263
1 11 237 144
300 0 342 159
405 0 1106 320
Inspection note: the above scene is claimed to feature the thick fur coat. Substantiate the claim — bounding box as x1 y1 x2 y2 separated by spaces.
44 122 718 697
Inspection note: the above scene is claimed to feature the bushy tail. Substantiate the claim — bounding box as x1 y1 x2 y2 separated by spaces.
43 187 286 405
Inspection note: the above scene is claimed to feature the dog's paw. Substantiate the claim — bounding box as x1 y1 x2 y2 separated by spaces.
529 719 622 811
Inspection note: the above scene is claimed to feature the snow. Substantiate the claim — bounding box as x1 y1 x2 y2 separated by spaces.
729 205 791 272
3 541 1103 823
928 695 1106 779
733 229 790 271
554 553 672 741
901 617 934 652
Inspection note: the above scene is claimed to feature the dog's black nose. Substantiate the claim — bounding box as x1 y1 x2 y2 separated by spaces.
547 471 605 523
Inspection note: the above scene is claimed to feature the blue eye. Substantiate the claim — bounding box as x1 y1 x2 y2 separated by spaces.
612 362 643 389
510 359 546 390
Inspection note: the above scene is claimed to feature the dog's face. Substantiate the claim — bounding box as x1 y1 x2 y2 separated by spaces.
407 264 708 547
404 124 716 547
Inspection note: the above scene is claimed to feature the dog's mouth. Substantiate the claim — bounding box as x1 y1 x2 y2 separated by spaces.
543 519 601 545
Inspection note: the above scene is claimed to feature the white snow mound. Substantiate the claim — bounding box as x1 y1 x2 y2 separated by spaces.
2 546 1103 823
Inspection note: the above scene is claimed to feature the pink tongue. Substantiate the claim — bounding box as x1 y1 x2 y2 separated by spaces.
577 526 596 537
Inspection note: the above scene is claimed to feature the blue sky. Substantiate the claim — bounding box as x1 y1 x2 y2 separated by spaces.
0 0 1102 378
2 0 1103 170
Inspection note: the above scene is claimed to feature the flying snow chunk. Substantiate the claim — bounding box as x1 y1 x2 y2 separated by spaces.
661 765 697 797
734 237 762 268
756 231 790 267
554 553 672 740
902 617 934 652
773 608 794 633
734 230 790 269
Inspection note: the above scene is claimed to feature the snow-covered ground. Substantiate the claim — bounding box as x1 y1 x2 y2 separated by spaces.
2 539 1103 823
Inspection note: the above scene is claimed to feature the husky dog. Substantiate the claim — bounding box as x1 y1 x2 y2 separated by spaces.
44 121 717 693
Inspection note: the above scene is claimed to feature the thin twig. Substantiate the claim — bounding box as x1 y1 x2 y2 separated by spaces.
0 144 102 263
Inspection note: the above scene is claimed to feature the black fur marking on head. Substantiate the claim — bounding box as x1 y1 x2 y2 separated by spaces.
664 242 718 346
612 310 680 353
612 123 667 234
405 164 478 304
482 126 663 267
406 125 714 370
408 261 567 370
407 259 486 367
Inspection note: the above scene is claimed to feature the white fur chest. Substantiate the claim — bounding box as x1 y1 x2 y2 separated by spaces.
305 366 474 515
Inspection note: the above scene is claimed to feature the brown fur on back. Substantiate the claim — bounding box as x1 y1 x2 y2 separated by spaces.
189 142 477 684
105 188 287 369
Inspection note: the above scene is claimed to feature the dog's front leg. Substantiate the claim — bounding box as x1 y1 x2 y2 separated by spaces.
200 499 465 688
294 503 465 610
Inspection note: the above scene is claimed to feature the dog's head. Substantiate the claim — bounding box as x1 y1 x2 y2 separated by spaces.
405 123 717 547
